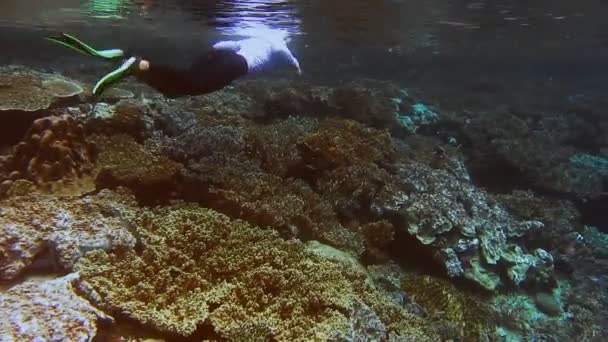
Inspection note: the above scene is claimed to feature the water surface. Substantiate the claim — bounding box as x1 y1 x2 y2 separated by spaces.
0 0 606 83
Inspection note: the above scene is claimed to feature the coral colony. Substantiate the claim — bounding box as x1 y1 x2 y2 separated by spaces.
0 63 606 341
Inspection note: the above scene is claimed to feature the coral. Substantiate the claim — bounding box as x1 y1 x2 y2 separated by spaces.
400 274 495 341
304 241 367 274
392 98 440 133
186 158 366 255
441 99 607 198
558 230 608 340
582 225 608 258
86 100 148 138
244 116 319 177
77 204 440 341
148 116 370 255
0 273 112 341
493 190 581 242
148 115 400 257
360 220 396 261
94 134 181 195
297 119 398 250
372 160 552 291
2 114 96 185
534 292 562 316
490 283 574 341
298 119 396 171
165 78 439 135
42 78 83 98
148 122 247 164
329 79 405 132
570 153 608 176
0 65 82 112
330 302 387 342
97 87 135 102
494 136 605 196
0 188 137 281
244 79 333 120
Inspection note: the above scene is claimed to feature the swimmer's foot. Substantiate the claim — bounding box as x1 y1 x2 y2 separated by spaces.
46 33 125 59
92 57 138 96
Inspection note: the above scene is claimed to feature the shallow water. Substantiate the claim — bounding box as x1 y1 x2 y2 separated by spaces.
1 0 607 81
1 0 607 341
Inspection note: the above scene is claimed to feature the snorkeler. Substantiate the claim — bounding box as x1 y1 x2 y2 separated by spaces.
46 33 301 98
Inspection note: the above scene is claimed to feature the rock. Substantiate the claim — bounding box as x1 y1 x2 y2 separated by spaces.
0 273 112 341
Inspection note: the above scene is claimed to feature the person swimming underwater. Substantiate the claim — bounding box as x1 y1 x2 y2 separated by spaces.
46 33 302 98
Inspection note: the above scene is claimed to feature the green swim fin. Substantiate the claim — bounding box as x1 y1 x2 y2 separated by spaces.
92 57 137 96
46 33 124 59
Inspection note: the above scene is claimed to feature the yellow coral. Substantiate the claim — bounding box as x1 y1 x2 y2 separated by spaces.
190 157 366 255
401 274 495 340
78 204 440 341
94 134 180 190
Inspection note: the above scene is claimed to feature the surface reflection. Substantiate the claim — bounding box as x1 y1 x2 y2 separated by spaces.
84 0 131 19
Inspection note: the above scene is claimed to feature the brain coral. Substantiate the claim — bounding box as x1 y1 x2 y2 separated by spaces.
77 204 439 341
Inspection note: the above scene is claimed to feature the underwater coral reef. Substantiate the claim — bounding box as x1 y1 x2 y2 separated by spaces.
0 65 607 341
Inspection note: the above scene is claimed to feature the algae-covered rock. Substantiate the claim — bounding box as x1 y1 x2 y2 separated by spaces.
77 204 440 341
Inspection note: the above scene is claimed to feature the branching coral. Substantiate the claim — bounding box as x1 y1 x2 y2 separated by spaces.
77 204 440 341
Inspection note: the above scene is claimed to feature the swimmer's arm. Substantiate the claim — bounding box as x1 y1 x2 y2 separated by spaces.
212 40 241 51
277 47 302 75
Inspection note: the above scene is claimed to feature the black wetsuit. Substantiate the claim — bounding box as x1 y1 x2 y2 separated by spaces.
134 49 248 98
